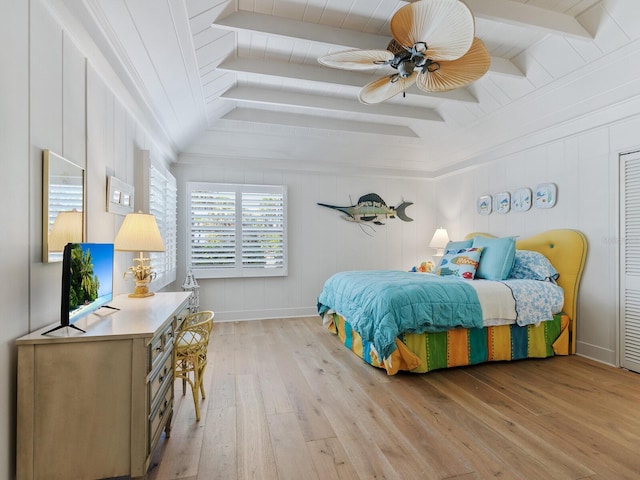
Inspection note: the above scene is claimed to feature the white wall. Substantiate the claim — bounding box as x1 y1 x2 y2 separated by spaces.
433 96 640 366
175 159 436 320
0 2 29 478
0 1 176 477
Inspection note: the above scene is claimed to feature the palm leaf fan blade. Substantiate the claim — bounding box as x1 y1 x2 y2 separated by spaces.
358 72 417 104
390 0 474 61
318 50 394 70
416 38 491 92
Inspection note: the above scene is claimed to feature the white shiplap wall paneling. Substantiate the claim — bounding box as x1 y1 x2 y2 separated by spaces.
30 0 65 331
1 1 29 476
62 33 86 166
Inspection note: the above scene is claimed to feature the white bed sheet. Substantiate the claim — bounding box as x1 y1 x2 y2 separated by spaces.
468 279 517 327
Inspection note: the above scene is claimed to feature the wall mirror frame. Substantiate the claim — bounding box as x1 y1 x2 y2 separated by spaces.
43 149 85 263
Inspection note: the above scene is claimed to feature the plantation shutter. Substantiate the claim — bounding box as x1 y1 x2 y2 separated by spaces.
188 183 287 278
241 190 285 268
190 189 237 269
621 150 640 373
148 165 177 285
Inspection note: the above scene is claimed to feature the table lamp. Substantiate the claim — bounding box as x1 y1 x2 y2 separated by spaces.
114 212 165 297
429 227 450 262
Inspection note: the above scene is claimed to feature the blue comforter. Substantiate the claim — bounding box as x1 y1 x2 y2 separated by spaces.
317 270 483 359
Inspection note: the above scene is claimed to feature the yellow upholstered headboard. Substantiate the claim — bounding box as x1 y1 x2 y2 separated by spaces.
465 229 588 353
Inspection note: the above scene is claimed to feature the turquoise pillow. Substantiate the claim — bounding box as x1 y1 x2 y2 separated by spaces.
471 236 516 280
435 247 483 280
444 239 473 251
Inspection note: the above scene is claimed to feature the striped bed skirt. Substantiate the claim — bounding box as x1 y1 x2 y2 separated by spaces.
325 312 571 375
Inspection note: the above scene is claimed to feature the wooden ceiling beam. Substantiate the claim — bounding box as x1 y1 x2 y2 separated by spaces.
213 11 519 78
463 0 592 39
221 86 444 122
216 57 479 103
213 11 389 50
222 108 421 138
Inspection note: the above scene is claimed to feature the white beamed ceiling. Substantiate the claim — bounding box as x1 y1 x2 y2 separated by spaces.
63 0 640 176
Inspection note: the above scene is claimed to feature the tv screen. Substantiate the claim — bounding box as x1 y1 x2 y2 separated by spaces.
44 242 114 335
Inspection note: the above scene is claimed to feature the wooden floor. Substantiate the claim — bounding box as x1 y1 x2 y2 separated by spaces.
144 317 640 480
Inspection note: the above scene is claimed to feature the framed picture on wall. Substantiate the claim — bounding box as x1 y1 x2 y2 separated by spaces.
494 192 511 214
511 187 532 212
534 183 557 209
477 195 492 215
107 176 135 215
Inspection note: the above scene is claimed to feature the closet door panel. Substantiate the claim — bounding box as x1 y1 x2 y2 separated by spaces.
620 150 640 373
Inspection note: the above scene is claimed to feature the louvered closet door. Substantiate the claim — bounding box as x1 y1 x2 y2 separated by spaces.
621 150 640 373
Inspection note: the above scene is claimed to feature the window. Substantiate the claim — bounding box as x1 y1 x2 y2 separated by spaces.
135 150 177 290
149 165 177 287
187 182 287 278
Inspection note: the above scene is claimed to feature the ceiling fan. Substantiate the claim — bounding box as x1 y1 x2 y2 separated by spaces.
318 0 490 104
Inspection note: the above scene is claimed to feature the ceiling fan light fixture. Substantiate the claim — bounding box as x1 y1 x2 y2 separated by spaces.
413 42 428 55
317 0 488 103
398 60 417 77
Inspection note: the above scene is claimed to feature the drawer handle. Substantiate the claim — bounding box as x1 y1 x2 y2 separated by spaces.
159 366 169 383
159 399 169 418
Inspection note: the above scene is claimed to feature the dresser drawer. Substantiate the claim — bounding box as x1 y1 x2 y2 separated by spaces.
175 306 190 328
148 381 173 454
149 320 175 372
149 353 173 408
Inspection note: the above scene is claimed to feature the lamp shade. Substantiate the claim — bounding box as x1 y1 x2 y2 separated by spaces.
429 228 450 249
114 212 165 252
48 209 83 252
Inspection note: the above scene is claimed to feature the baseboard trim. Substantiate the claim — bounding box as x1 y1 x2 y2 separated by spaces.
576 340 617 367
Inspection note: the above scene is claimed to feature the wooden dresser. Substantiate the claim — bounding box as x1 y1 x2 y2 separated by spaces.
16 291 191 480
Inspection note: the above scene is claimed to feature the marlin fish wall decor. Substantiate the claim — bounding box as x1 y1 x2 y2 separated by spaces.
318 193 413 235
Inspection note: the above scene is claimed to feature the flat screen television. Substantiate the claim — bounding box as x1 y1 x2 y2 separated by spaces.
43 242 115 335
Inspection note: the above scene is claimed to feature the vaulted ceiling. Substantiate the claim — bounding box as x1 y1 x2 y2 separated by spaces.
60 0 639 176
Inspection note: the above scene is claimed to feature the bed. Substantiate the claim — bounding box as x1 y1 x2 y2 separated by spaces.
317 229 587 375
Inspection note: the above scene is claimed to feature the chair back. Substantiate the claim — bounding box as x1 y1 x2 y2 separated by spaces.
180 310 214 330
176 310 214 354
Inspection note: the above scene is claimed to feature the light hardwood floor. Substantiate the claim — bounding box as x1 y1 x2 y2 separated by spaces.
144 317 640 480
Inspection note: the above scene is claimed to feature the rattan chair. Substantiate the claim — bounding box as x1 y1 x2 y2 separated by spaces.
173 310 214 421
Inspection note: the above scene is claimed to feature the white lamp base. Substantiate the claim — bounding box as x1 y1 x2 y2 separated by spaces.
432 248 446 265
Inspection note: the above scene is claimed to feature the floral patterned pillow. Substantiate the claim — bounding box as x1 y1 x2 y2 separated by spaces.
508 250 559 283
435 247 483 280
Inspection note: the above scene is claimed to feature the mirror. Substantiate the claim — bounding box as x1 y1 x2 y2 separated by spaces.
43 149 85 263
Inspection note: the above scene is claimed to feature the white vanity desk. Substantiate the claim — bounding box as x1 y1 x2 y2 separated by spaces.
16 291 191 480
